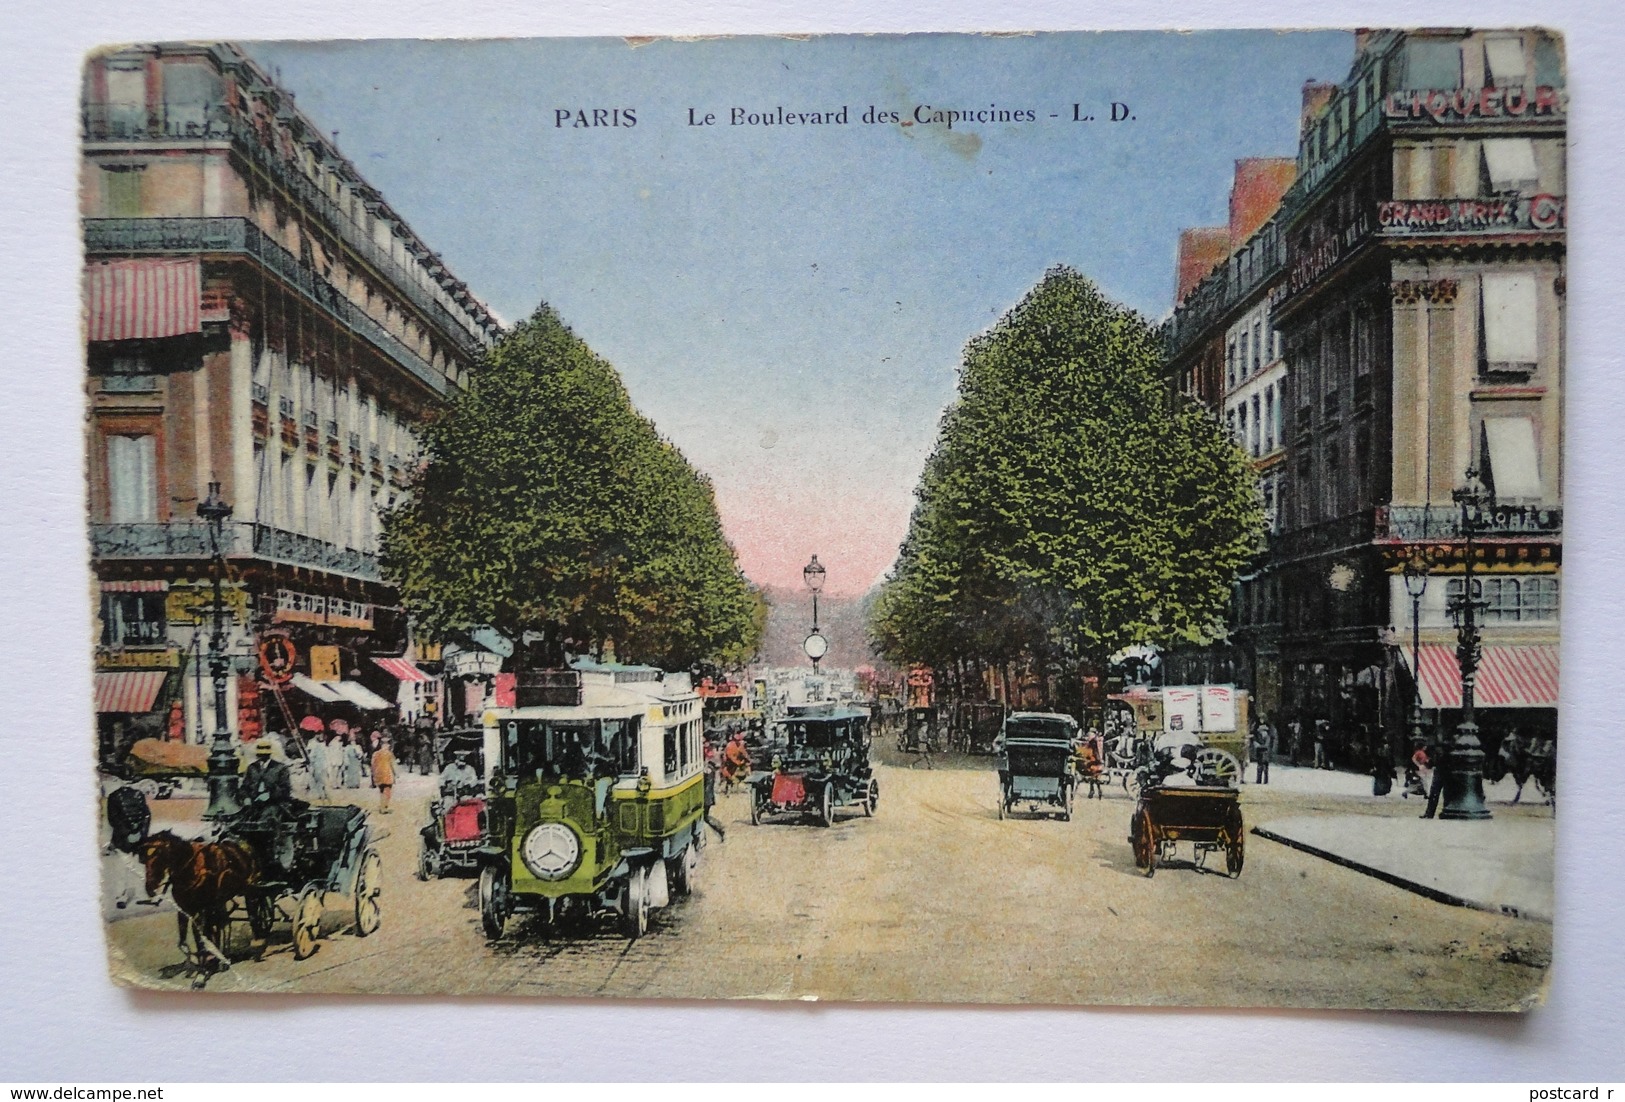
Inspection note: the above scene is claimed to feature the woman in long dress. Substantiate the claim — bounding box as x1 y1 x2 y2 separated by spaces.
339 735 364 789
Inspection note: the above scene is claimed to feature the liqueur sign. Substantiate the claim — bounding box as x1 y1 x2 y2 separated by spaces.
1378 194 1566 234
1383 85 1563 123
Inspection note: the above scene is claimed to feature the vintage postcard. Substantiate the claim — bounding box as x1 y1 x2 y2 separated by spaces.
87 30 1560 1008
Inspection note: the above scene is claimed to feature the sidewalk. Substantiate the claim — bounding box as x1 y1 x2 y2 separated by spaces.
1253 813 1555 921
1246 762 1539 803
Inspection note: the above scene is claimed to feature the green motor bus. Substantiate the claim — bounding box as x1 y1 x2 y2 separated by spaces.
475 665 705 940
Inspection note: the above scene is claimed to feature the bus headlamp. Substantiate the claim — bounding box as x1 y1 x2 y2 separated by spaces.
636 766 653 794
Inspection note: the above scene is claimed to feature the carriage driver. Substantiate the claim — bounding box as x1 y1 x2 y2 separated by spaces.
240 738 294 809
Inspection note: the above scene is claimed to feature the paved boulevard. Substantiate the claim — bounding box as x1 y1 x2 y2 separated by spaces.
104 748 1551 1009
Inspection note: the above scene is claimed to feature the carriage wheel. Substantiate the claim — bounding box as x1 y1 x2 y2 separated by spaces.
863 778 879 817
1060 782 1074 822
1134 809 1157 877
817 782 835 828
292 886 323 961
1224 803 1245 878
997 781 1009 820
620 863 651 940
478 866 509 940
353 847 382 937
1192 747 1242 787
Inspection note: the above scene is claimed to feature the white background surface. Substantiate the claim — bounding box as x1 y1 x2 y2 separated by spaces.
3 0 1622 1082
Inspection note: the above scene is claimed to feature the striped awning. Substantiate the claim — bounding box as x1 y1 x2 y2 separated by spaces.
372 657 432 683
85 258 202 342
95 670 168 713
1403 643 1560 709
100 580 167 593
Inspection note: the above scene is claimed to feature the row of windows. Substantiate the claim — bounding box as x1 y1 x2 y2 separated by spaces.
1225 321 1282 392
663 718 703 780
1446 576 1559 623
1227 384 1284 459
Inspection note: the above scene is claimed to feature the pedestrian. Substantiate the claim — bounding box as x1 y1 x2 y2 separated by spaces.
1421 738 1448 818
1251 719 1273 784
702 741 726 841
1372 749 1395 797
371 735 397 815
1313 719 1329 770
1286 718 1303 766
339 734 363 789
305 731 330 801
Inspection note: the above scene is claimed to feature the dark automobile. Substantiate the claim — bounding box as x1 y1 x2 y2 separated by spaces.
749 705 878 826
995 711 1080 820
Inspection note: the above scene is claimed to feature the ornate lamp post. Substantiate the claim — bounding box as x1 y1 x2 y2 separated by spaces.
1401 545 1431 752
1441 466 1492 821
802 555 827 674
197 481 241 820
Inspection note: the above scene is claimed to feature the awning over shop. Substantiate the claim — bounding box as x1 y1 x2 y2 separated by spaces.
290 673 345 704
95 670 167 713
328 680 393 711
85 258 202 342
100 579 167 593
372 657 432 683
1402 643 1559 709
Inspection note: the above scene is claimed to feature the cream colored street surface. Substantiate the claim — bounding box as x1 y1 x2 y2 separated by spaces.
105 752 1551 1008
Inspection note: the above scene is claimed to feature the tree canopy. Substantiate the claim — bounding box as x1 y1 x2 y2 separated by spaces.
869 266 1263 682
381 304 764 671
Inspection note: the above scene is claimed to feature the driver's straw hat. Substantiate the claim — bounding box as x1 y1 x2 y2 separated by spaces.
254 738 274 755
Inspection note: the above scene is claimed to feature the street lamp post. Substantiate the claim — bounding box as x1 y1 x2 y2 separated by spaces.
198 481 241 820
802 555 827 674
1441 467 1492 821
1401 545 1431 753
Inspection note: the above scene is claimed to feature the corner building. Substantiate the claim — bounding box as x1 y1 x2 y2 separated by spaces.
1164 29 1565 764
83 43 502 762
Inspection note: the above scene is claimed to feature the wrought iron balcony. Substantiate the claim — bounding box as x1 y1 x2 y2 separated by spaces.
85 217 449 398
90 521 382 582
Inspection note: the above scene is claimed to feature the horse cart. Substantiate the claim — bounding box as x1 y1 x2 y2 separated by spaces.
1129 783 1244 878
226 803 383 961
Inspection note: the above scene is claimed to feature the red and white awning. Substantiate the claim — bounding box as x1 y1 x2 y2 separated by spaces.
100 579 167 593
85 258 202 342
372 657 432 683
95 670 168 713
1403 643 1559 709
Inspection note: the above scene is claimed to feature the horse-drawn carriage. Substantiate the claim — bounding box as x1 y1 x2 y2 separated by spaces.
897 705 941 755
995 712 1080 820
222 802 383 961
134 798 382 980
952 701 1006 755
1127 747 1244 878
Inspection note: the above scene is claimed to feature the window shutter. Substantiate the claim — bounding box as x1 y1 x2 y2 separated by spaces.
1482 138 1540 193
1484 37 1527 86
1481 417 1543 500
1481 273 1539 368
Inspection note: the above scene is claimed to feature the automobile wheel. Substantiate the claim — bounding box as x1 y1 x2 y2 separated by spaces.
863 778 879 817
997 781 1008 820
478 866 509 941
620 864 650 940
667 845 696 898
353 848 382 937
818 782 835 828
1060 782 1074 822
416 840 435 882
750 790 765 825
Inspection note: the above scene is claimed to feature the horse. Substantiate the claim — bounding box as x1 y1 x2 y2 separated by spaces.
137 831 260 984
1490 735 1555 806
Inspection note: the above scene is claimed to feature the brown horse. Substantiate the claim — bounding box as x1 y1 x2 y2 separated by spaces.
137 831 259 982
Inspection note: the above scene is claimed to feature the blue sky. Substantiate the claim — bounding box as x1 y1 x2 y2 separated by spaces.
249 31 1353 594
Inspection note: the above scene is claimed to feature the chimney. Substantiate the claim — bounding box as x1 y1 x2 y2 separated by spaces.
1175 227 1232 305
1300 80 1338 138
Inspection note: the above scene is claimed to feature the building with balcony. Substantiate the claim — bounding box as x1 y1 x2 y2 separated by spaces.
83 43 502 762
1161 29 1565 766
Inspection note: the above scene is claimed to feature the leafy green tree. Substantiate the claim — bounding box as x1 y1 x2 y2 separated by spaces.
381 304 762 670
870 266 1262 683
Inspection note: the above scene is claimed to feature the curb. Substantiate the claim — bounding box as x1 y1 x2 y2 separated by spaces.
1250 823 1551 923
